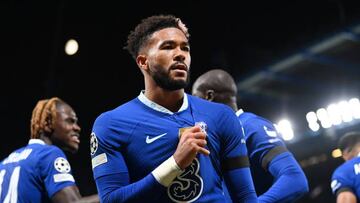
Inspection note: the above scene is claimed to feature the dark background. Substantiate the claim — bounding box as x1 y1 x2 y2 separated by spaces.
1 1 360 202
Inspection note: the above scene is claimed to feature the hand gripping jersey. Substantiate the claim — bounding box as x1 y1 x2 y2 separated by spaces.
90 93 256 202
331 156 360 199
0 139 76 202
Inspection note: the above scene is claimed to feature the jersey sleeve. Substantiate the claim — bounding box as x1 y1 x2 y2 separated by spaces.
219 106 248 160
242 116 287 169
331 165 354 196
90 112 166 202
38 147 76 198
217 106 258 202
91 113 129 179
259 152 309 202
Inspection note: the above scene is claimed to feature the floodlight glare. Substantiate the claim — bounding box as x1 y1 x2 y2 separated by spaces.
316 108 332 128
349 98 360 119
65 39 79 55
306 111 318 123
327 103 342 126
308 123 320 132
338 101 353 122
277 119 294 141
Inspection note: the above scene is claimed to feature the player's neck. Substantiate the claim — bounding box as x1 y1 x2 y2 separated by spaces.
144 87 185 112
38 134 52 146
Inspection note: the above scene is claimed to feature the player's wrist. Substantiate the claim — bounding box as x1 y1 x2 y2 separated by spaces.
151 156 182 187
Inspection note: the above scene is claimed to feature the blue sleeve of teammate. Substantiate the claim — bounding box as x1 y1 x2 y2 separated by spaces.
242 115 284 163
258 152 309 203
40 147 76 198
223 168 258 203
331 164 355 197
219 106 258 202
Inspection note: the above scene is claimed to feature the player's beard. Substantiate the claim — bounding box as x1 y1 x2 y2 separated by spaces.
150 66 190 91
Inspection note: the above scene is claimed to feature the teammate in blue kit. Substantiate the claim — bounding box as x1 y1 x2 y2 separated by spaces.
90 15 258 202
0 97 99 203
192 69 309 203
331 131 360 203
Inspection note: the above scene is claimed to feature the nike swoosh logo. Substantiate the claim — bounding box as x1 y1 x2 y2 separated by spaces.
146 133 167 144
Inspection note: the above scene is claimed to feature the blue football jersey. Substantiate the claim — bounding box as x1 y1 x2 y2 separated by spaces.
0 139 76 202
236 110 287 195
331 156 360 198
91 93 249 202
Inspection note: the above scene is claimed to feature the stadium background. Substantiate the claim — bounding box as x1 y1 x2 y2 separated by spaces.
1 1 360 202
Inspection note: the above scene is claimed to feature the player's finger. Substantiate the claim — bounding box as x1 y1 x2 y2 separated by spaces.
183 126 201 134
193 132 206 140
197 147 210 156
192 138 207 147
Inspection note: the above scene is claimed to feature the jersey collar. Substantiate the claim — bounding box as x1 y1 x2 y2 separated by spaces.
236 109 244 117
138 90 188 115
28 139 45 145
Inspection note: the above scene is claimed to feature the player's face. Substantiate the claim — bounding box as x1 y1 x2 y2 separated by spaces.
51 103 81 153
145 27 191 90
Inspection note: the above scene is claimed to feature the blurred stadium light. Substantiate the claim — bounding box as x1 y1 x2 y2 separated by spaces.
307 97 360 132
276 119 294 141
331 149 342 158
65 39 79 55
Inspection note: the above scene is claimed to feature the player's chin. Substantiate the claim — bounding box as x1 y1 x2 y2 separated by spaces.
66 143 79 154
171 69 187 78
171 72 187 82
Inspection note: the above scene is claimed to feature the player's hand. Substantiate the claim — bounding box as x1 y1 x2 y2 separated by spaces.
173 126 210 169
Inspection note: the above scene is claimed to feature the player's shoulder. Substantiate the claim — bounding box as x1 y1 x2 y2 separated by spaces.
333 160 356 177
238 111 258 122
94 98 140 123
35 144 66 158
239 111 274 126
188 94 234 116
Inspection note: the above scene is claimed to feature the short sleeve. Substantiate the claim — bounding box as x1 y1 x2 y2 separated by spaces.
39 147 76 198
331 166 354 196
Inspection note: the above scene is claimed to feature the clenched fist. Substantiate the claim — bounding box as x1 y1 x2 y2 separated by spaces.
173 126 210 169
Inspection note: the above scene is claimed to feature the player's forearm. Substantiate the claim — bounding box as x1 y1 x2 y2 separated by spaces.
258 172 308 203
260 153 308 203
224 167 258 203
75 194 100 203
337 191 357 203
98 173 165 202
97 156 182 202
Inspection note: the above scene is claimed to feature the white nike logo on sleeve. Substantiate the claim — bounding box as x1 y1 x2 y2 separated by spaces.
146 133 167 144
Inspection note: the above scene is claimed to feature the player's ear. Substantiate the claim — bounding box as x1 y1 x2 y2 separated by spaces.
206 90 215 101
136 54 148 71
43 117 54 134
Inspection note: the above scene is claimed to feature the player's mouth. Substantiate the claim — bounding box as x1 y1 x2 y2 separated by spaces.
71 134 80 144
170 63 188 75
171 62 187 71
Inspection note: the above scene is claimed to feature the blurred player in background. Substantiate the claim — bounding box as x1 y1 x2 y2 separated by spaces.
331 131 360 203
192 69 309 203
0 97 99 203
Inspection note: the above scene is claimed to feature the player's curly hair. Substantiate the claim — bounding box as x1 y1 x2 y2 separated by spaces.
30 97 65 139
124 14 190 60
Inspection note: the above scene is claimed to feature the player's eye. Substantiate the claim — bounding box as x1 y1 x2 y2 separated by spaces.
182 46 190 52
161 45 173 49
